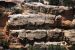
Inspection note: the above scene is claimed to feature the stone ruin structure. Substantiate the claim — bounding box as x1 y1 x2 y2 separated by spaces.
0 1 75 50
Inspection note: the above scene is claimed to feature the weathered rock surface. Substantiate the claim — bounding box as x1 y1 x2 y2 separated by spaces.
10 29 63 41
4 2 75 49
63 29 75 44
8 14 55 26
8 14 75 29
9 28 75 45
8 14 58 30
25 2 69 14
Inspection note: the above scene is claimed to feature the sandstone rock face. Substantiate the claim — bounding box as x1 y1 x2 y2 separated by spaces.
25 2 69 14
9 29 64 41
63 30 75 44
8 14 55 26
10 30 47 40
8 13 75 45
8 14 75 29
4 2 75 50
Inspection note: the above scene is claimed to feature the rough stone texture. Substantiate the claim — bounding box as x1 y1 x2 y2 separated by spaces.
25 2 69 14
8 14 55 26
8 13 75 29
9 28 75 44
63 29 75 44
5 2 75 50
9 29 64 41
